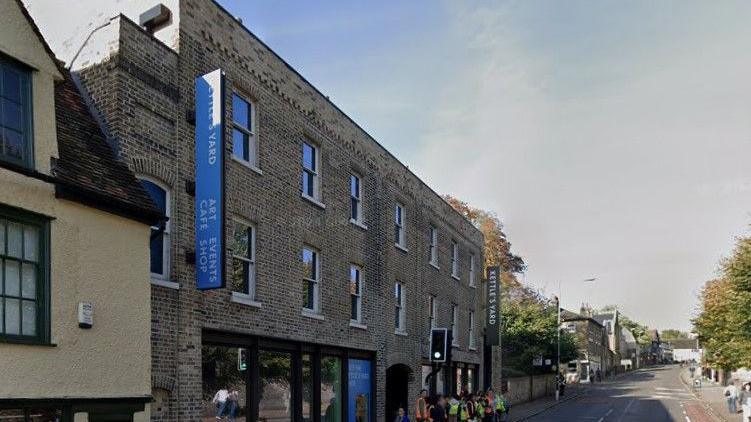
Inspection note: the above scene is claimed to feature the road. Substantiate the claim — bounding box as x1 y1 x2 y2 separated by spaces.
529 365 716 422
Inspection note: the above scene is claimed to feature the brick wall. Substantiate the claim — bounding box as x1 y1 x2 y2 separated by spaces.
75 1 486 420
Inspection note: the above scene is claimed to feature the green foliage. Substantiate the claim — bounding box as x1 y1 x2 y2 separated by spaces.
694 235 751 370
501 286 578 375
660 329 689 341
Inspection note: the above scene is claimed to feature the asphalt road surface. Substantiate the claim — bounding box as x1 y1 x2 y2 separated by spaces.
529 365 715 422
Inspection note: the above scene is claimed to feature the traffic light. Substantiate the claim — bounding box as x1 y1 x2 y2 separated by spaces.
238 348 247 371
430 328 451 363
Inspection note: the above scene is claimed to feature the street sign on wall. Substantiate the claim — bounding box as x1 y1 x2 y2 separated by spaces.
195 69 226 290
486 266 501 346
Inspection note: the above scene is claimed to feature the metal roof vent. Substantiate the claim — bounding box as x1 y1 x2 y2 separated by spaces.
139 4 171 34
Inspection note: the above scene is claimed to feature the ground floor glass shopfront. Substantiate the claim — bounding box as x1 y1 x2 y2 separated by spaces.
201 330 374 422
421 362 480 397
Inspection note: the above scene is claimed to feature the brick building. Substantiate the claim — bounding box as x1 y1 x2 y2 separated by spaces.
560 307 608 383
26 0 488 420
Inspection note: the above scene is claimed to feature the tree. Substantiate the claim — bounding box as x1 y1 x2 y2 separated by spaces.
660 329 689 341
444 195 526 273
445 196 573 375
501 287 578 376
693 234 751 370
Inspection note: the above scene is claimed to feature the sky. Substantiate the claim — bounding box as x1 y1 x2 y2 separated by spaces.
22 0 751 332
217 0 751 332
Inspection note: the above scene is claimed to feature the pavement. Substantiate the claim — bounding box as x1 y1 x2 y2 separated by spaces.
678 367 739 422
509 365 719 421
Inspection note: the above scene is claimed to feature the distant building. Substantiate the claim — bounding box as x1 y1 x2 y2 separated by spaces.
593 310 623 374
672 338 702 363
561 306 608 382
619 329 639 370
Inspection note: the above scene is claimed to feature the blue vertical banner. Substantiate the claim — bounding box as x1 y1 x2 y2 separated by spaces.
348 359 372 422
195 69 225 290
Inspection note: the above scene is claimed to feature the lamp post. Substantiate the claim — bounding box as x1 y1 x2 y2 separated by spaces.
555 277 596 401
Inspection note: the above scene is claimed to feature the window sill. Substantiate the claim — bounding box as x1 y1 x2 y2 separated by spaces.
469 346 477 352
349 218 368 230
469 283 477 289
452 343 460 349
302 309 325 320
231 156 263 175
151 278 180 290
394 329 408 336
452 274 461 281
231 292 262 308
301 193 326 209
0 337 57 347
395 243 409 253
430 262 440 270
349 321 367 330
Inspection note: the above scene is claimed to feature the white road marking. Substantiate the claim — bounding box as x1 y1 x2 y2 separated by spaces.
685 416 691 422
617 399 635 422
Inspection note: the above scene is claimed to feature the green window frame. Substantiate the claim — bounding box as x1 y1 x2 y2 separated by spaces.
0 55 34 168
0 204 50 344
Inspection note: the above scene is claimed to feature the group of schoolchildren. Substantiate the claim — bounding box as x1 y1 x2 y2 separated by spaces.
401 387 511 422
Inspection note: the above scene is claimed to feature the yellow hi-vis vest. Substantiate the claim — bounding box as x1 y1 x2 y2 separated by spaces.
459 404 469 420
449 403 459 415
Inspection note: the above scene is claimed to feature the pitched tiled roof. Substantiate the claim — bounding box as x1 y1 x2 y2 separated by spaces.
53 72 162 225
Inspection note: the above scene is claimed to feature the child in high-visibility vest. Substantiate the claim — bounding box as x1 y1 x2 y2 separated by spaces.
447 396 460 422
458 398 469 421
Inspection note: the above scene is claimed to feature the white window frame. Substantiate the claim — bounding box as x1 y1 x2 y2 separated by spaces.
451 240 460 279
429 226 438 267
231 93 259 171
349 174 364 225
139 176 171 284
395 282 406 333
469 311 476 349
394 203 406 250
302 141 321 202
230 218 256 301
469 253 476 287
302 247 321 313
451 304 459 346
350 264 362 323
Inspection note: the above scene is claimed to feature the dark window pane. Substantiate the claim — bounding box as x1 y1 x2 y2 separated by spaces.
303 142 315 170
232 223 249 257
28 408 63 422
302 171 315 197
150 229 164 275
232 94 249 128
350 175 359 198
202 345 247 421
302 248 316 279
2 99 23 132
232 129 248 161
259 350 292 420
5 298 19 334
350 197 358 220
2 67 21 103
140 180 167 213
0 409 25 422
321 357 342 422
303 354 313 420
394 225 400 244
303 279 316 309
351 295 358 320
231 258 249 294
3 129 24 162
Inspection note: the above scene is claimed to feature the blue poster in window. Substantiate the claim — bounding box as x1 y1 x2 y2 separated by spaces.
348 359 371 422
195 69 225 290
